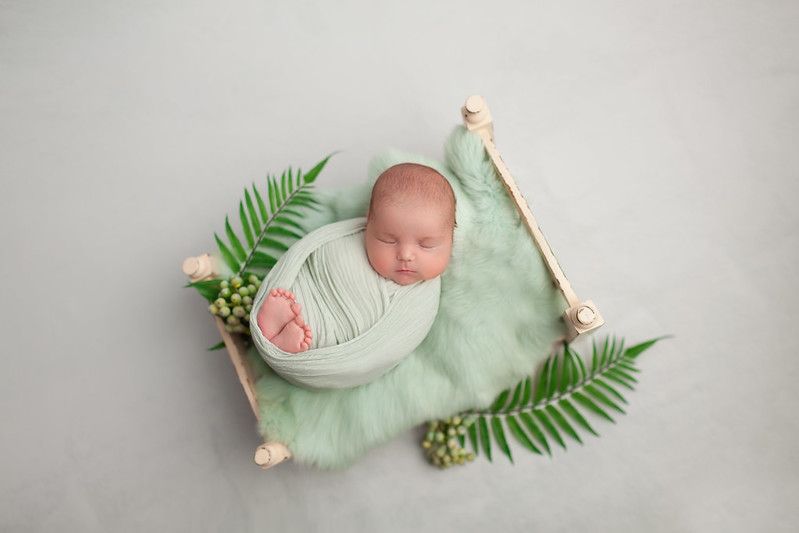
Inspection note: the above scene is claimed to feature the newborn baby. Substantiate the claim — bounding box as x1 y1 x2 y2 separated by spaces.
255 162 456 353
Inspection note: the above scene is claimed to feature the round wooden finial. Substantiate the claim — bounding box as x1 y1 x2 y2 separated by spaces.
254 442 291 469
182 254 215 281
182 257 200 277
576 305 596 325
465 95 485 114
254 446 271 466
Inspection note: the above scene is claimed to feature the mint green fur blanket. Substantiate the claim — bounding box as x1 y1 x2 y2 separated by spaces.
245 126 568 469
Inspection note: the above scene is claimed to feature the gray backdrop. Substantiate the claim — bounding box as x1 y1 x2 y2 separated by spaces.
2 1 797 531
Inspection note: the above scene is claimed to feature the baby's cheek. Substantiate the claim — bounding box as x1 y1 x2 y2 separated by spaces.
430 250 452 277
366 248 392 276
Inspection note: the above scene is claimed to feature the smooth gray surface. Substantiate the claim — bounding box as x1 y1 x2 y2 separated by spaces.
1 1 797 531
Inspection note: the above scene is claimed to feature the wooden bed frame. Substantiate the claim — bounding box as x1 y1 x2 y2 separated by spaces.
181 95 604 470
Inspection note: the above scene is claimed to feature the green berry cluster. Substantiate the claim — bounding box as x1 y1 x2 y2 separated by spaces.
207 274 262 335
421 415 476 468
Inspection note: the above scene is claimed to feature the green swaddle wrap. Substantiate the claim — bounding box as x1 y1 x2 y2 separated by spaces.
250 217 441 390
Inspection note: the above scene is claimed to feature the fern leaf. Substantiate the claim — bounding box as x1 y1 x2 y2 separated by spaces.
281 169 289 201
546 354 559 399
594 378 628 404
282 207 306 219
291 196 323 213
520 377 532 407
505 382 524 411
617 361 641 374
208 341 225 351
214 233 239 273
448 335 666 465
491 416 513 463
250 251 277 270
559 351 574 394
599 336 611 368
268 175 278 213
519 411 551 456
603 370 635 391
490 388 511 413
559 398 599 437
467 418 479 455
253 183 268 222
615 338 626 361
572 391 614 424
294 190 322 204
506 414 542 455
258 238 290 252
224 216 247 262
239 202 254 248
266 226 304 240
624 336 668 359
534 410 566 450
303 153 336 184
546 405 582 445
534 357 551 404
244 189 261 235
584 383 626 414
569 344 587 381
611 366 638 384
273 215 306 233
478 416 492 462
185 278 222 303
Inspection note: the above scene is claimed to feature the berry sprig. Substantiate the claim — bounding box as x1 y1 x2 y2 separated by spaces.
208 274 262 334
421 416 476 468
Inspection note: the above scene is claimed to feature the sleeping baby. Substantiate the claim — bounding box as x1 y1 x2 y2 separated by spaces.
255 162 456 354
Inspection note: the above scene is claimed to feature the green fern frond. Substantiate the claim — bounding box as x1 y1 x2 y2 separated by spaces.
184 278 223 303
448 334 668 465
213 154 334 278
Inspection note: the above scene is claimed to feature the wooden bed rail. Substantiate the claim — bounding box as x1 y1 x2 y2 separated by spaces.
460 95 604 343
182 255 291 469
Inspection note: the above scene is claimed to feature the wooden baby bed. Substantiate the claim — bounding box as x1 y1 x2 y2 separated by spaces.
181 95 604 470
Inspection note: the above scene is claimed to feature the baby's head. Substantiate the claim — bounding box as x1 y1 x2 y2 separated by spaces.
365 163 456 286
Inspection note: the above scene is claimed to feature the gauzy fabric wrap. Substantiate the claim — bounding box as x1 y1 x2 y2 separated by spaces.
250 217 441 390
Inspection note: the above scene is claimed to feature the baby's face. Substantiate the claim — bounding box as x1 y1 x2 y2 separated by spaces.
365 198 454 286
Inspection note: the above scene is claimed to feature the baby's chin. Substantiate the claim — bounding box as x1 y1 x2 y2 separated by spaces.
388 272 438 286
391 277 419 286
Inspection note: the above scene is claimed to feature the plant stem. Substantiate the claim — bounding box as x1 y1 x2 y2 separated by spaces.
237 185 312 277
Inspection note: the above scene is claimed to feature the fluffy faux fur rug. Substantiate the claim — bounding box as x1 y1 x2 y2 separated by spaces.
246 125 567 469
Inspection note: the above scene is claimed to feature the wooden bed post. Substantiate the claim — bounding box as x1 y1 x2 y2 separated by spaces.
460 95 604 343
182 254 292 469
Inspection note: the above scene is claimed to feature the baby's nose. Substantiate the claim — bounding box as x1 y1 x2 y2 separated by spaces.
397 246 414 261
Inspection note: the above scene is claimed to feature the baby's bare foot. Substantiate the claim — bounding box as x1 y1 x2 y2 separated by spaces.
256 288 301 340
271 316 313 353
